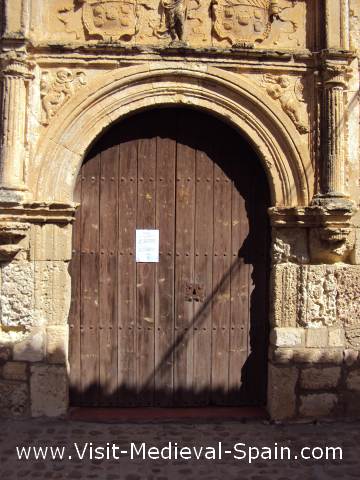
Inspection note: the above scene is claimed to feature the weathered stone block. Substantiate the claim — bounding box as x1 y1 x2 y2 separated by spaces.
270 327 304 347
0 262 35 330
267 364 298 420
299 393 338 418
344 349 359 366
34 261 53 325
300 367 341 390
271 347 294 364
53 224 72 261
30 224 54 261
271 264 300 328
306 328 328 348
292 348 343 365
51 262 71 325
346 369 360 391
0 346 12 365
46 325 68 364
342 391 360 417
328 328 345 347
30 364 68 417
0 380 29 417
13 330 45 362
2 361 27 381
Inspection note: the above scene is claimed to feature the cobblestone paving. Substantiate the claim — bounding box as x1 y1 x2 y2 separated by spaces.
1 418 360 479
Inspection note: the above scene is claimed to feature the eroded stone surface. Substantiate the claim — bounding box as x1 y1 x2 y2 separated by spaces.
267 364 298 420
30 365 68 417
0 381 28 417
300 367 341 390
299 393 338 418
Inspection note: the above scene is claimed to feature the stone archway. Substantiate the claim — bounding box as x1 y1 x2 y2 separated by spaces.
32 63 313 208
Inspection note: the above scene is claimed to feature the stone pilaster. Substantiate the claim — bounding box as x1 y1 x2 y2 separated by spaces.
0 53 34 199
320 60 351 199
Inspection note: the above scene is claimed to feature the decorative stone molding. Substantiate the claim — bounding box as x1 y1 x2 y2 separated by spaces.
31 64 312 206
40 69 87 126
54 0 306 48
0 222 29 261
270 203 358 264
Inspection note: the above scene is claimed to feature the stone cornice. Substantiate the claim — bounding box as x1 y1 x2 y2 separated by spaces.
0 202 77 225
269 202 357 228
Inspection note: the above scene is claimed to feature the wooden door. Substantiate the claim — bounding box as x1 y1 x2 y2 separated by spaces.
69 108 270 407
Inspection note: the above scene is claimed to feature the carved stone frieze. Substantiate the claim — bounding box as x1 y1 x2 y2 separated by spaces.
273 262 360 332
261 74 309 133
272 227 309 264
40 69 87 126
309 227 356 264
53 0 305 47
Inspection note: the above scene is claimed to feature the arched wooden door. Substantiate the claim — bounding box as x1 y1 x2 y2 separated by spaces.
69 108 270 407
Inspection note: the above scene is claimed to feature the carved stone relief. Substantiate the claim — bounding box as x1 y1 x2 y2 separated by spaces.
82 0 137 41
40 68 87 126
336 267 360 345
272 228 309 264
309 227 356 264
298 266 338 328
261 74 309 133
52 0 305 47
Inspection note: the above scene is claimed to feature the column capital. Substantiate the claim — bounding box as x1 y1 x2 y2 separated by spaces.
322 60 352 88
0 52 35 80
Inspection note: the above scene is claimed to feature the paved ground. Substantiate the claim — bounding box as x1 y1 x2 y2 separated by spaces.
1 417 360 479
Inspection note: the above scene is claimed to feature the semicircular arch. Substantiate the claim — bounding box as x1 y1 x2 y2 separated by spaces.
32 63 313 206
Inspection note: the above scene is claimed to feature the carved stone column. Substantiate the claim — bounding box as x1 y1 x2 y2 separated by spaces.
0 53 34 198
322 62 348 197
315 58 352 204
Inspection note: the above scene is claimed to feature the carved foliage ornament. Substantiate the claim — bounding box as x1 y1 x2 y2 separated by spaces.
40 68 87 126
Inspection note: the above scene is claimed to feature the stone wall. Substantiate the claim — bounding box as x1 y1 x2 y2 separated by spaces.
0 0 359 420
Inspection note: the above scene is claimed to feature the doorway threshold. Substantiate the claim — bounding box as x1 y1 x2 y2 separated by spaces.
68 407 268 423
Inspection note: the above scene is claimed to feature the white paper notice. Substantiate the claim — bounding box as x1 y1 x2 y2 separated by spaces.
136 229 159 263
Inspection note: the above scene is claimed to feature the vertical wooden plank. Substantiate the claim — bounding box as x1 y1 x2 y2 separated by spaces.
69 171 82 404
99 140 119 405
192 126 214 406
211 131 232 405
136 119 157 406
118 126 138 406
154 115 176 406
80 152 100 405
174 111 196 406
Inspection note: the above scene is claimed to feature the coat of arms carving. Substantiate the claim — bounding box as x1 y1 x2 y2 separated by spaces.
77 0 137 41
211 0 279 46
